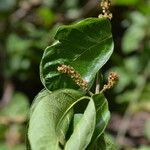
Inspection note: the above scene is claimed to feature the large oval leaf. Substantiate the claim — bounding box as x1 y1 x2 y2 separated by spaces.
88 133 117 150
40 17 114 91
28 89 83 150
87 93 110 149
65 98 96 150
93 94 110 140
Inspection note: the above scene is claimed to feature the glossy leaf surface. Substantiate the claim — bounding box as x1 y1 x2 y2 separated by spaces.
88 94 110 149
65 98 96 150
88 134 117 150
40 18 113 91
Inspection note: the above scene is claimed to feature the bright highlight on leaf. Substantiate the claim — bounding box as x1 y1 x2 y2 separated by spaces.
40 17 114 91
28 16 114 150
28 90 110 150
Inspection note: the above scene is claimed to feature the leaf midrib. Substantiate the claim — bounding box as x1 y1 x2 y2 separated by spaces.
72 35 112 62
56 92 79 130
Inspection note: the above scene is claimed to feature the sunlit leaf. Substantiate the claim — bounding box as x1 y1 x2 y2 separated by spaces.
88 94 110 148
40 18 113 91
28 89 83 150
65 98 96 150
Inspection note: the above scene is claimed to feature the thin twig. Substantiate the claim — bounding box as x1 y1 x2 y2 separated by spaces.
87 90 94 96
95 71 101 94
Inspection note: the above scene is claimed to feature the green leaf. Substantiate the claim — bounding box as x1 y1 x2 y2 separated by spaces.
138 146 150 150
92 133 117 150
0 124 7 140
0 92 29 119
0 143 26 150
73 114 83 128
36 7 55 27
40 18 114 91
28 89 83 150
0 0 16 11
122 25 145 54
112 0 139 5
63 0 79 9
29 89 51 116
122 12 148 54
88 94 110 148
129 12 147 26
0 143 7 150
144 119 150 140
6 34 31 77
65 98 96 150
11 144 26 150
116 90 137 103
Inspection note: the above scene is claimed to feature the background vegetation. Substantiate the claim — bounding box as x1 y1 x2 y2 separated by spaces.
0 0 149 149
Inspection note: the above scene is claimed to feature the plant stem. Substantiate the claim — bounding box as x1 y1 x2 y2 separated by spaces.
87 90 94 96
95 71 101 94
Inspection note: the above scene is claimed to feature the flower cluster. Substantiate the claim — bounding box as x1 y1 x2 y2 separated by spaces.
101 72 119 93
99 0 112 19
57 64 88 90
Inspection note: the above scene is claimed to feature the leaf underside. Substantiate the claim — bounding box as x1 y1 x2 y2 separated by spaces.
28 90 110 150
28 89 83 150
28 17 113 150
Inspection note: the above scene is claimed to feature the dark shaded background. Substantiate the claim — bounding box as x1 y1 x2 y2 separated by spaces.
0 0 149 149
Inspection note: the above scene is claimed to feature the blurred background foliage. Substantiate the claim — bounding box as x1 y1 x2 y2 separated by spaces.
0 0 149 149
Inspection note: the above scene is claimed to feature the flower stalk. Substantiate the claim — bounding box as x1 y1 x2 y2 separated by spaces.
100 72 119 93
57 64 88 90
99 0 112 19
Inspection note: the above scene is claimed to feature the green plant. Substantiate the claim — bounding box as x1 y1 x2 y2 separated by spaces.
0 92 29 149
27 1 118 149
